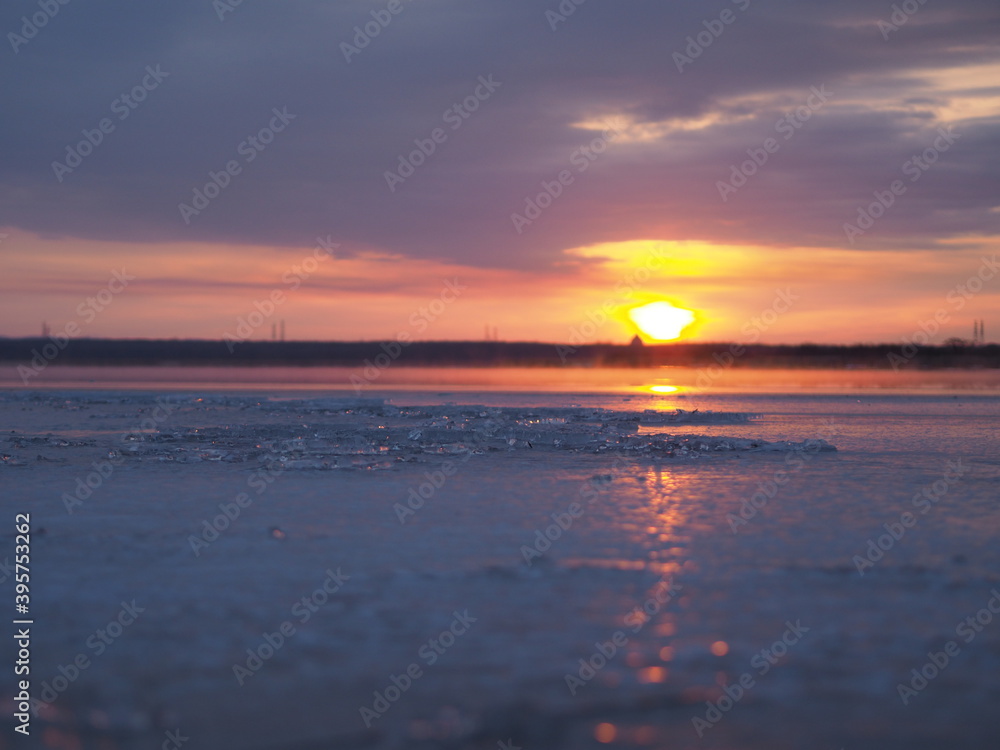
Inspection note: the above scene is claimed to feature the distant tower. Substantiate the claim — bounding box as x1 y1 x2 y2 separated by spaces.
271 323 277 341
629 334 644 347
280 320 286 342
973 319 985 345
41 321 50 337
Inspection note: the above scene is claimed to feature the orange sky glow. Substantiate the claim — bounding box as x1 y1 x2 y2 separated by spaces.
2 230 996 344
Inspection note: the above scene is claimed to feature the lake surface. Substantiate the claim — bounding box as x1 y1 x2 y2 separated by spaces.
2 369 998 749
4 363 1000 393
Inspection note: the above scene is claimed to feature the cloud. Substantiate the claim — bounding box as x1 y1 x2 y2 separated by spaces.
0 0 997 274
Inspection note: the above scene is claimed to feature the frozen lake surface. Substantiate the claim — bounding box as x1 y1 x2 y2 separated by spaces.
1 377 999 749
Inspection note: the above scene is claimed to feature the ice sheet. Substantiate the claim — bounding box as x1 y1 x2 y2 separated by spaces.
1 390 998 750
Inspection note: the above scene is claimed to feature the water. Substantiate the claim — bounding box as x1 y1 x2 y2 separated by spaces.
5 364 1000 393
1 368 998 749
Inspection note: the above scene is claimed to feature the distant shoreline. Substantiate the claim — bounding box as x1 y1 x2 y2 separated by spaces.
1 337 998 370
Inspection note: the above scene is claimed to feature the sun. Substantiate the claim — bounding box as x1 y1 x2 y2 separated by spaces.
628 301 696 341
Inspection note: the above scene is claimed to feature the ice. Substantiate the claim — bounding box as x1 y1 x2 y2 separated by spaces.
0 393 814 473
2 389 999 750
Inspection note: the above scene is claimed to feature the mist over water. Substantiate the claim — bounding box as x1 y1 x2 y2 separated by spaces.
3 364 1000 394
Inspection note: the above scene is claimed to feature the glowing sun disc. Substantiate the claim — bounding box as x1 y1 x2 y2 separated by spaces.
629 302 695 341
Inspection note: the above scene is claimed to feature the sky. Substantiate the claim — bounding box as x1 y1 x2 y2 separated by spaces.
1 0 998 345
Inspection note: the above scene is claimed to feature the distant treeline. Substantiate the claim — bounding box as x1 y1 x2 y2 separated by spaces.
1 337 999 369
